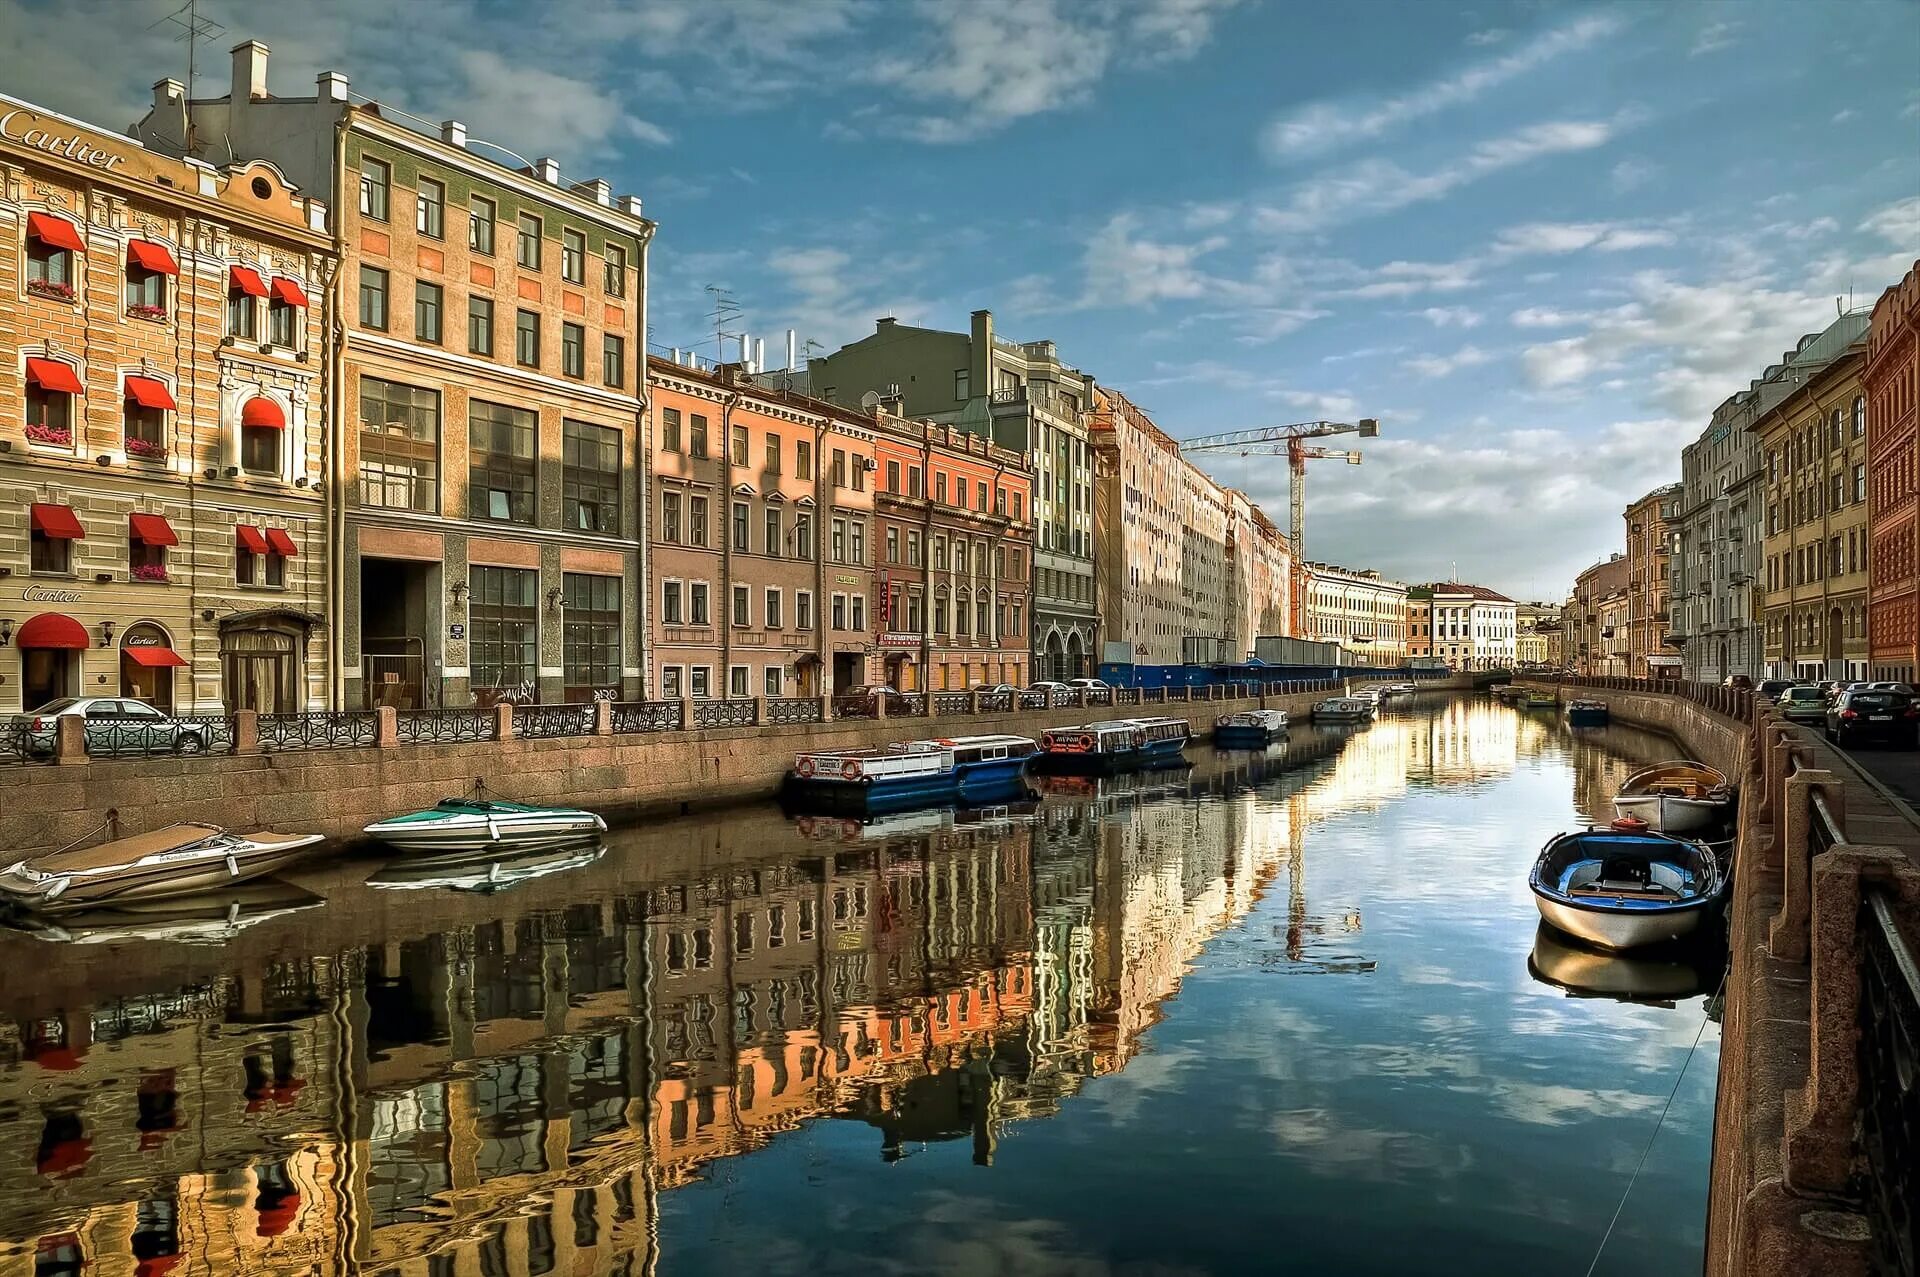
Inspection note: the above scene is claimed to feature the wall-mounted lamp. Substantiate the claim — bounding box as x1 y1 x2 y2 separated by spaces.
546 587 564 612
96 454 113 467
224 466 240 478
99 620 115 648
294 476 309 488
200 609 216 622
0 618 13 646
449 581 468 606
203 467 218 480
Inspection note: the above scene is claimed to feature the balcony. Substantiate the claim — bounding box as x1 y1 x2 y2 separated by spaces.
989 385 1028 411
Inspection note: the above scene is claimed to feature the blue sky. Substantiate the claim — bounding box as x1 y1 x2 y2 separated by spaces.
6 0 1916 597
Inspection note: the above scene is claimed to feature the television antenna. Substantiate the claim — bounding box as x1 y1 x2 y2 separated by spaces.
705 284 743 366
149 0 225 102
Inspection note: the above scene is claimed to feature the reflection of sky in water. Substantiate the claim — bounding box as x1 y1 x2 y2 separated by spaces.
658 698 1719 1277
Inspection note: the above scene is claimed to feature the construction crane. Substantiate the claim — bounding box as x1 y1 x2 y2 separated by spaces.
1180 418 1379 565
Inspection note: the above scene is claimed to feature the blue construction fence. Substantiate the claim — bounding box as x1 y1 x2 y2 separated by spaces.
1096 662 1460 691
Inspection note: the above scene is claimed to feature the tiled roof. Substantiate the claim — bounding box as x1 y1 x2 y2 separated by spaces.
1421 581 1516 603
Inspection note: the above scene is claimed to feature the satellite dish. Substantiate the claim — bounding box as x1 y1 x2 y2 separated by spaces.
859 390 882 409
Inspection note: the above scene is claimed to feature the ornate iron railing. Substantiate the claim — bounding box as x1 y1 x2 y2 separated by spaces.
933 692 973 716
978 691 1014 713
612 701 683 733
1858 884 1918 1277
0 721 46 765
75 712 236 758
766 698 822 725
1085 689 1114 706
693 699 757 729
514 704 597 739
259 711 377 751
395 709 495 745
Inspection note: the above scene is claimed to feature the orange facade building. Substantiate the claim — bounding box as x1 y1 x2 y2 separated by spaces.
1865 261 1920 683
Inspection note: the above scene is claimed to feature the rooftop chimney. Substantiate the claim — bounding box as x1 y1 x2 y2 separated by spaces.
441 120 467 148
876 317 897 329
617 194 643 218
152 79 184 110
316 71 348 102
536 157 561 184
578 178 612 205
231 40 270 102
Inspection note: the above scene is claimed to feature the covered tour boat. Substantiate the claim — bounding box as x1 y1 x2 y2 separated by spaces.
1610 760 1732 833
363 797 606 852
1213 709 1289 747
1311 696 1374 722
1529 825 1727 951
785 734 1038 813
0 823 324 913
1566 699 1610 727
1032 718 1192 774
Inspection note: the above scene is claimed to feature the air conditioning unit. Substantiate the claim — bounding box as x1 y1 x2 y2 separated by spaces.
863 457 878 472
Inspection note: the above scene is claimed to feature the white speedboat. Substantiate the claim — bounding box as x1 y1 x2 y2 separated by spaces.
1611 761 1732 833
1529 826 1726 951
363 797 606 852
0 823 324 913
1311 697 1374 722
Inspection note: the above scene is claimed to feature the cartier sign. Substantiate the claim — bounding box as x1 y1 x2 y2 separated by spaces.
0 109 127 171
21 586 82 603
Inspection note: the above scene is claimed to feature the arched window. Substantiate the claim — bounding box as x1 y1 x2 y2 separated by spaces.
240 396 285 475
1852 395 1866 439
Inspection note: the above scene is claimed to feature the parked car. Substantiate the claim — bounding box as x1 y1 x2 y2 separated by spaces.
1825 689 1920 749
1776 685 1829 723
1866 681 1916 696
1755 679 1792 702
1066 678 1113 693
831 685 921 719
1723 674 1753 690
10 697 212 757
967 683 1020 695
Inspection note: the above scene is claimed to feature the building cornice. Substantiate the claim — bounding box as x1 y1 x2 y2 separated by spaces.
351 332 644 414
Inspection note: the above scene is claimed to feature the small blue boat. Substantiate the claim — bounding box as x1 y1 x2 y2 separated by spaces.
1566 699 1609 727
1033 717 1192 774
1529 826 1727 951
1213 709 1288 747
784 734 1037 814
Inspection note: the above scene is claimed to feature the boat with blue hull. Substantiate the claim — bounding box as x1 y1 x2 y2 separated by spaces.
1213 709 1288 747
1033 717 1192 774
784 734 1038 813
1566 699 1610 727
1529 825 1727 951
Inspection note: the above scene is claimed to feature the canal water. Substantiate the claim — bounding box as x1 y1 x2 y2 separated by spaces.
0 695 1722 1277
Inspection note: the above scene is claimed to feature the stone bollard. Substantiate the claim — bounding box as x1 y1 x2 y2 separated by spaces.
753 695 768 726
234 708 260 755
1769 769 1844 963
817 693 833 723
970 690 983 716
595 699 614 736
376 705 399 747
875 692 888 720
1076 689 1089 709
493 702 515 741
54 715 87 766
680 696 697 732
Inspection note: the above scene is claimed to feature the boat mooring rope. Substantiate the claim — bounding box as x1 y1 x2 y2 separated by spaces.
1581 975 1723 1277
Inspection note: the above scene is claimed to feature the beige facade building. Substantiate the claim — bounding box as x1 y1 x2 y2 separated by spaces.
1569 554 1630 675
1516 603 1563 667
2 89 333 714
1225 491 1293 657
1624 484 1681 678
1422 583 1517 670
1301 562 1407 664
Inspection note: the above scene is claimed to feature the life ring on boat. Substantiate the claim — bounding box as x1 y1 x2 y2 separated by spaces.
1609 814 1648 833
795 757 816 779
841 760 862 781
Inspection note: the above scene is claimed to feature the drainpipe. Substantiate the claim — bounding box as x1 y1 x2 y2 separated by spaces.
719 388 740 696
327 112 349 711
921 420 934 690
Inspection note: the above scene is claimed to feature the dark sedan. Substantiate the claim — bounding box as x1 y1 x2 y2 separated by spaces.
1825 689 1920 749
831 685 923 719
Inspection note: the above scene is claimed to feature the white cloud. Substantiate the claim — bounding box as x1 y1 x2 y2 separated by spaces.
1509 306 1586 329
448 51 672 156
1417 306 1483 328
1332 258 1482 299
1689 19 1741 57
1609 158 1658 193
1261 13 1620 161
1077 213 1230 307
1831 108 1858 125
1860 196 1920 249
1489 221 1676 257
1465 28 1510 47
1402 345 1493 378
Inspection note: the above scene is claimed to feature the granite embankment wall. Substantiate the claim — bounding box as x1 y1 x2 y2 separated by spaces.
0 682 1418 857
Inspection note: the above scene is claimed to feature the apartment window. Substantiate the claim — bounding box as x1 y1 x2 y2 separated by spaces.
358 377 440 512
414 281 443 344
1852 396 1866 439
1013 492 1023 521
227 277 258 338
689 582 710 625
691 666 711 698
563 419 621 533
730 425 748 467
886 527 899 563
604 244 627 297
954 368 969 399
603 334 625 387
416 177 445 239
731 501 749 549
995 488 1007 516
794 513 813 558
852 595 866 632
1831 473 1845 510
469 195 495 254
268 293 298 346
764 666 782 696
886 460 900 492
956 593 970 635
936 473 948 504
976 481 988 512
516 214 542 269
765 508 782 555
765 589 783 628
796 592 813 630
850 521 865 565
976 599 990 636
909 466 922 497
561 228 585 284
689 496 709 547
240 403 281 476
831 594 847 630
764 435 781 474
732 584 750 627
130 519 167 580
468 295 494 355
1855 464 1866 502
661 580 683 623
123 380 167 456
660 490 682 542
1830 536 1843 577
25 223 74 294
933 597 947 634
934 536 948 570
359 157 389 221
26 372 73 443
469 400 537 523
832 518 846 563
907 531 921 566
471 566 538 699
796 439 812 479
729 666 751 698
359 266 388 330
660 407 681 452
689 414 708 458
852 456 866 491
515 310 540 367
562 573 621 699
561 322 585 377
832 449 847 487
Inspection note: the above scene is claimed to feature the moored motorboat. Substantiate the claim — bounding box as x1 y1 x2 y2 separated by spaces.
1311 697 1374 722
0 823 324 913
3 881 326 945
367 840 606 893
1213 708 1288 747
785 734 1037 813
1566 699 1610 727
1529 826 1727 951
364 797 606 852
1611 760 1732 833
1518 691 1559 710
1032 717 1191 774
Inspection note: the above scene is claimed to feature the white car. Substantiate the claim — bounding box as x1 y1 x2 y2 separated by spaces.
1028 681 1070 693
1066 678 1112 693
1867 681 1916 695
9 697 214 757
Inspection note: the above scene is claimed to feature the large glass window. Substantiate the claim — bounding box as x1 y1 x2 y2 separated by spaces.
414 281 443 344
731 501 749 548
227 282 257 339
660 490 681 542
689 414 708 458
359 157 389 221
689 496 708 547
26 231 72 294
268 295 297 346
660 407 681 452
515 310 540 367
471 566 537 700
561 322 584 377
358 377 439 511
604 244 626 296
563 419 621 533
516 214 542 269
469 400 537 523
416 177 445 239
562 573 620 700
603 334 625 387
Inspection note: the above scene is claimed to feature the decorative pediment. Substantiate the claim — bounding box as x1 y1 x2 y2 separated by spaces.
763 491 787 505
794 495 816 508
731 482 756 497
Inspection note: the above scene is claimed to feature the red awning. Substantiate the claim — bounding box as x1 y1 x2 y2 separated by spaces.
26 212 85 253
230 265 268 297
128 512 178 546
236 525 269 554
264 527 299 557
126 239 179 275
29 503 85 539
124 376 177 411
16 613 90 650
257 1195 301 1238
122 644 188 668
270 277 309 307
241 397 286 429
25 357 83 395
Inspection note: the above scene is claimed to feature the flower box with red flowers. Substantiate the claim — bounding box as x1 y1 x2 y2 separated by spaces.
26 279 75 301
126 303 168 322
125 437 169 461
24 423 73 447
131 563 169 583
